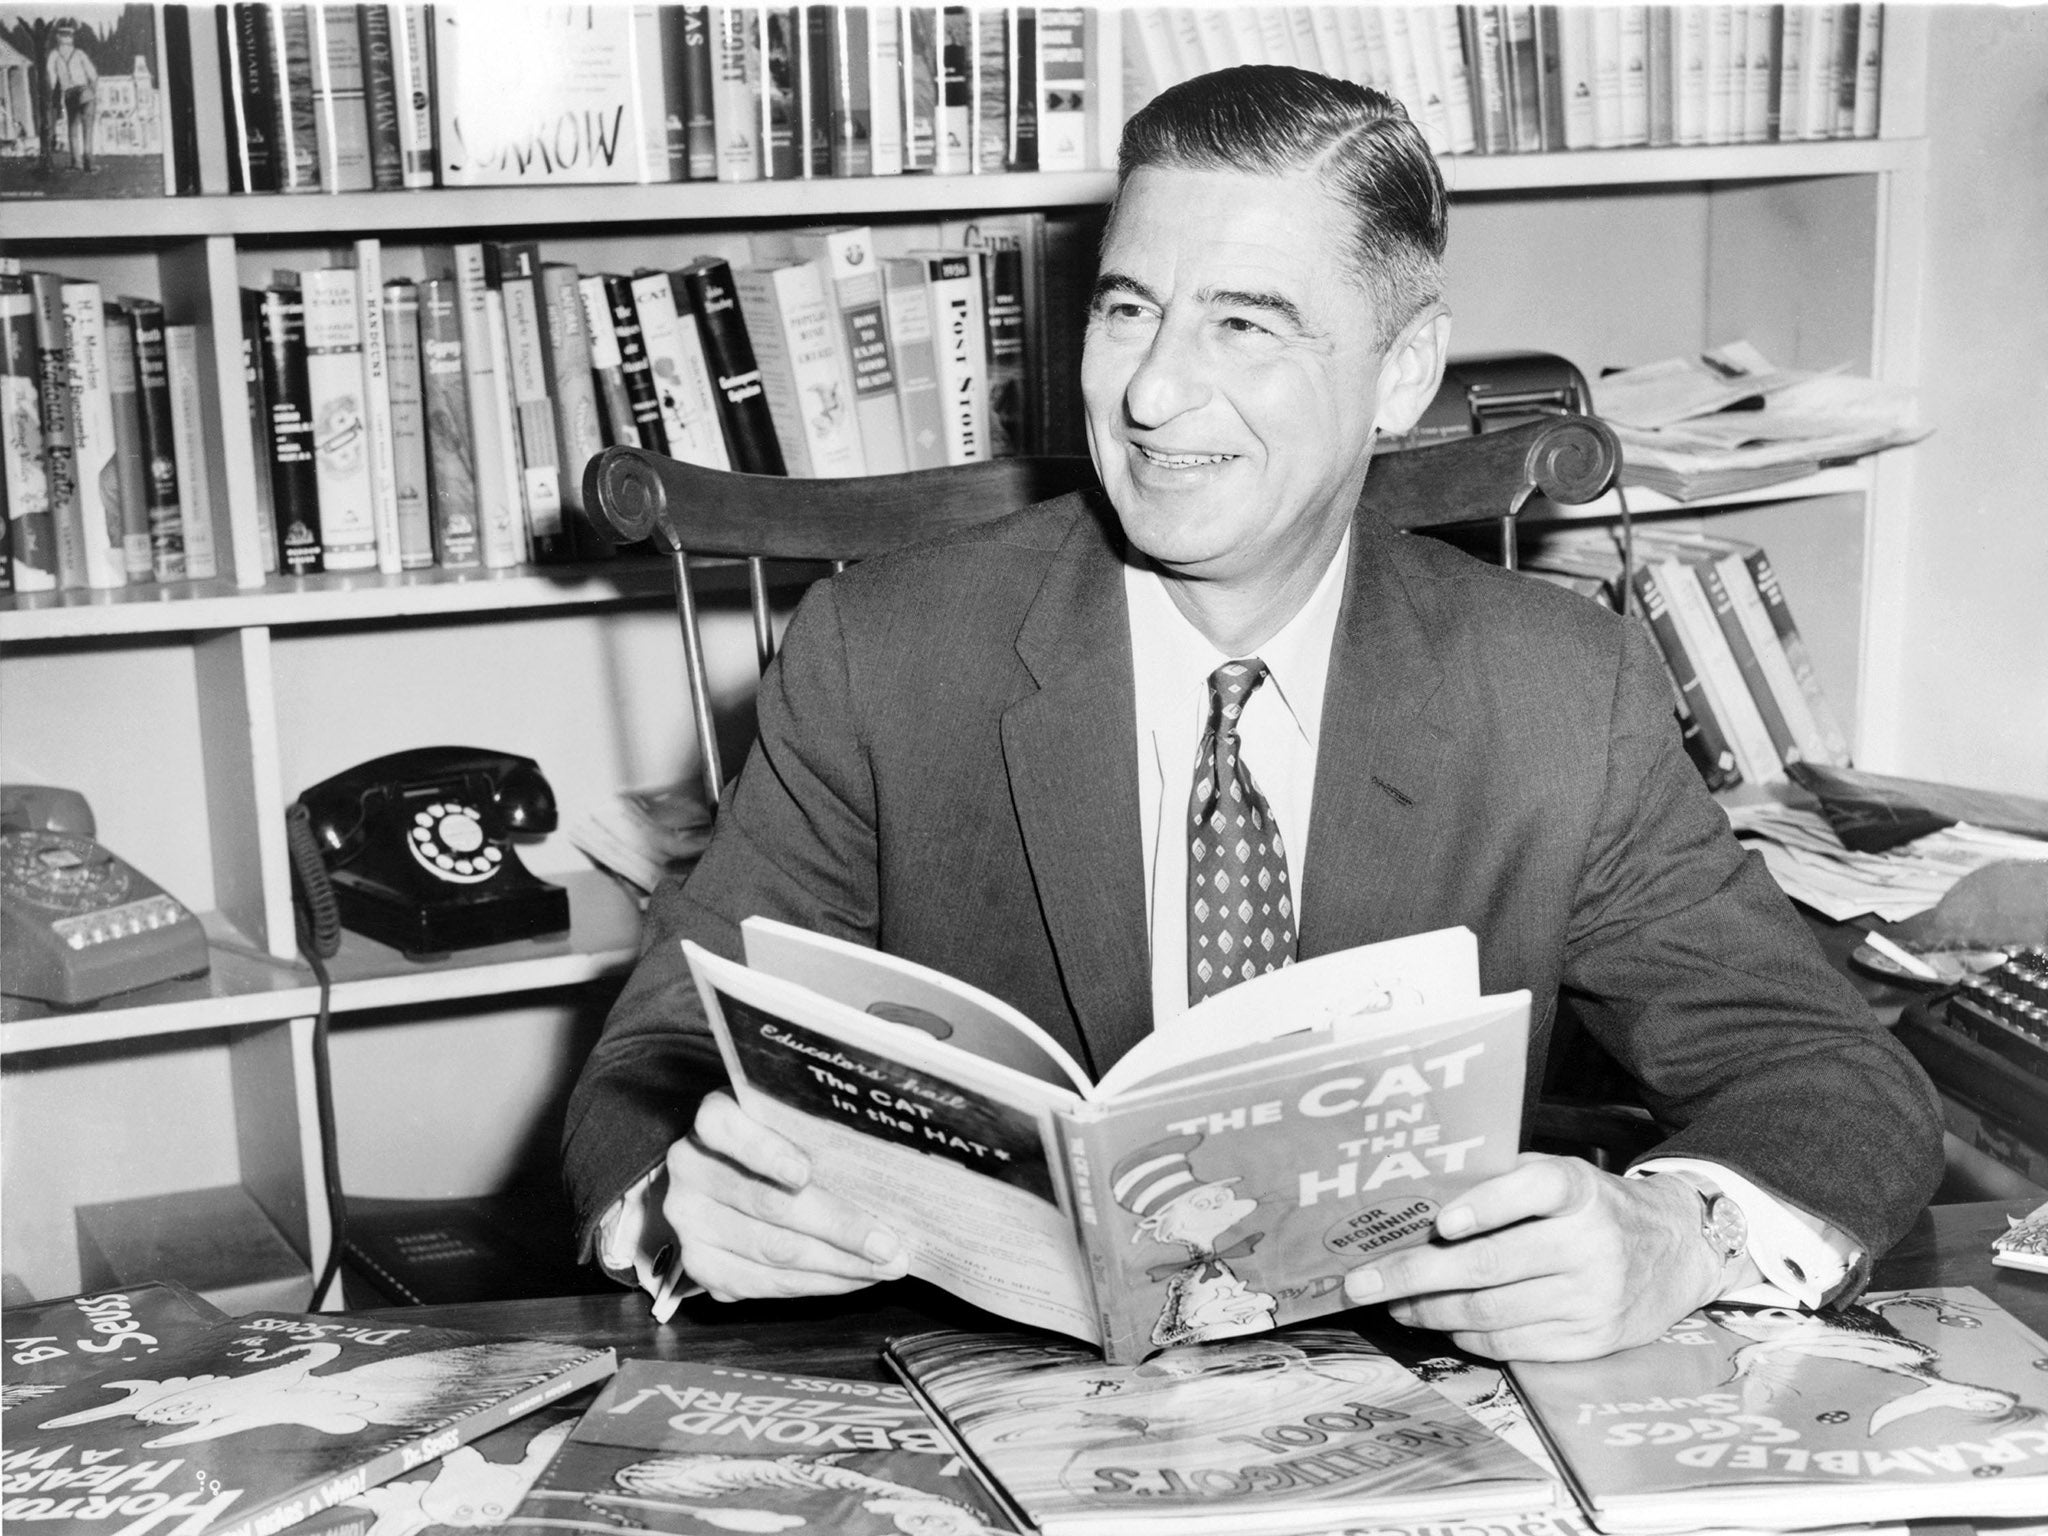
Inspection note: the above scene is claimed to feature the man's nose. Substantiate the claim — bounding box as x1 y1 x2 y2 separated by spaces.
1123 319 1212 428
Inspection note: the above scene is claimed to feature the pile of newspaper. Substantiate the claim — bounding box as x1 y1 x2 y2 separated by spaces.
568 781 713 900
1726 801 2048 922
1596 341 1927 501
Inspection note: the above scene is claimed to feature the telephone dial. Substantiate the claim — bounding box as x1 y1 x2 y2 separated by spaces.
1 786 211 1006
292 748 570 958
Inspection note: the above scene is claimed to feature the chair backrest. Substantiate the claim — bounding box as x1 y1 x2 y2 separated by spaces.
584 413 1619 810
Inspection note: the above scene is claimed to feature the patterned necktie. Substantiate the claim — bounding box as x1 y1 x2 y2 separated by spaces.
1187 659 1297 1004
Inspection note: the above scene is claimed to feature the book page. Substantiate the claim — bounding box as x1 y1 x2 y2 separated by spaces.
1096 926 1481 1098
685 943 1099 1343
741 916 1094 1094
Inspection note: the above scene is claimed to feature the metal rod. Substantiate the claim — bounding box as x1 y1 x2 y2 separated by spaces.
674 547 725 812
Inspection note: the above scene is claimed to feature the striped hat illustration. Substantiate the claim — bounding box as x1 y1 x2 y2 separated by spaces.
1111 1132 1235 1220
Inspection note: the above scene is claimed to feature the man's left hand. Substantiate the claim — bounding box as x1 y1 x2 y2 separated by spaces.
1342 1154 1720 1362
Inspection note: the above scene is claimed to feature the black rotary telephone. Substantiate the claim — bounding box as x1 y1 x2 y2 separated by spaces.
288 747 570 960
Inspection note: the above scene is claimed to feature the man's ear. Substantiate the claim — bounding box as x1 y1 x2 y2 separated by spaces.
1371 306 1453 439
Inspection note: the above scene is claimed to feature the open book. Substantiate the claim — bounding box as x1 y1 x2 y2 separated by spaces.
684 920 1531 1364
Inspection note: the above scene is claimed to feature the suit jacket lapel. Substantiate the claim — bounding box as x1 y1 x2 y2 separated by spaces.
1001 496 1153 1076
1300 521 1458 957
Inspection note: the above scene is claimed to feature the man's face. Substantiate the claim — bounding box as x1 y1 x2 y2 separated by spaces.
1083 164 1414 588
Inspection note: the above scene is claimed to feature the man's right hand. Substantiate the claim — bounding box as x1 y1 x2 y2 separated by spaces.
664 1090 911 1302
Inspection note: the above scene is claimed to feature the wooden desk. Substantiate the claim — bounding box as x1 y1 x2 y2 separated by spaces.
359 1199 2048 1378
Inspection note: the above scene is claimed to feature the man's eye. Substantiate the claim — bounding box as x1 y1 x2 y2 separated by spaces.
1220 315 1270 336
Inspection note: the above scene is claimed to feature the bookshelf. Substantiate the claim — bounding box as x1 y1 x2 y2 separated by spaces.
0 19 1932 1303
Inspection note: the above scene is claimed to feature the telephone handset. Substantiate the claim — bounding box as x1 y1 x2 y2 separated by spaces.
291 747 570 959
1 785 211 1006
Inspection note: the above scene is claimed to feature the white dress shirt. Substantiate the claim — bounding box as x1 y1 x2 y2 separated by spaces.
605 533 1860 1315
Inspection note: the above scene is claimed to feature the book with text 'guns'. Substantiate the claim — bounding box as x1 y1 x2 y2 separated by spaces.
1511 1285 2048 1533
510 1358 1014 1536
685 919 1529 1365
883 1325 1564 1536
0 1311 615 1536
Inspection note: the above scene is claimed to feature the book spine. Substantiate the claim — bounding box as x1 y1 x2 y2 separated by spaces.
1743 3 1777 142
238 288 280 571
801 3 834 178
1535 3 1567 150
58 284 129 589
1718 548 1830 768
225 4 280 193
903 3 940 171
1617 2 1650 145
1394 9 1450 152
971 6 1008 172
1036 5 1089 172
418 276 480 569
813 230 909 475
272 4 325 192
1558 6 1596 148
1691 551 1800 770
378 280 435 569
963 232 1025 459
658 3 692 180
449 243 517 563
350 239 403 573
1773 4 1806 140
164 5 203 196
923 251 989 466
868 3 905 175
1470 6 1511 155
1657 552 1781 784
677 258 785 475
539 265 609 525
679 5 720 177
300 269 379 570
632 2 671 181
630 270 730 470
124 298 190 582
1851 1 1881 137
1645 2 1675 147
1832 2 1860 137
1705 2 1735 144
1424 6 1478 154
480 288 528 565
260 286 323 575
1631 561 1741 791
761 6 800 178
1743 546 1853 765
600 272 670 454
1675 4 1707 146
29 274 89 590
1800 3 1837 141
578 275 642 450
733 266 813 477
164 325 220 581
1011 5 1040 171
710 4 763 181
497 262 568 559
1505 4 1542 150
830 4 872 178
1728 4 1753 144
357 3 406 189
1588 5 1622 148
936 5 972 173
100 308 154 584
311 3 374 192
880 257 948 470
388 3 435 186
1 291 59 592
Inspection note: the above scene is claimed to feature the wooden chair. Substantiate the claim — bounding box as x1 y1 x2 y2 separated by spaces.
585 413 1649 1166
584 413 1621 814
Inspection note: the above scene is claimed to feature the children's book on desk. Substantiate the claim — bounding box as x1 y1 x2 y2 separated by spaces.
1510 1286 2048 1533
883 1325 1566 1536
684 919 1530 1364
1 1281 225 1415
0 1310 616 1536
509 1357 1015 1536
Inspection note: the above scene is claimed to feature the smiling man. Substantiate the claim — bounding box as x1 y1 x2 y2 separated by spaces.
564 66 1942 1362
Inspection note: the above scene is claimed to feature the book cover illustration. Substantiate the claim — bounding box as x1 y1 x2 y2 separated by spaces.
885 1327 1561 1535
1511 1286 2048 1532
0 1311 616 1536
2 1282 225 1416
335 1395 588 1536
0 5 166 198
1994 1199 2048 1274
688 919 1527 1363
511 1358 1012 1536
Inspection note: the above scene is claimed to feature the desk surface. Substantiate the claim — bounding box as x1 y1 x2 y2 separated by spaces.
361 1199 2048 1379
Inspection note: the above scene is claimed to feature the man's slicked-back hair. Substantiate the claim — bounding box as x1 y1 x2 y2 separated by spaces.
1115 65 1448 346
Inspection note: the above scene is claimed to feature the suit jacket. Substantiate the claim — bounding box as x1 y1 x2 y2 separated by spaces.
562 491 1942 1286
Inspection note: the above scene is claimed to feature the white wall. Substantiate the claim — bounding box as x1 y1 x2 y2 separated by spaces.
1890 7 2048 794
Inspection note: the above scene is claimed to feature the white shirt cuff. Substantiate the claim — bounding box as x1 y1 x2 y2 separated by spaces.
598 1162 700 1321
1630 1157 1860 1310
